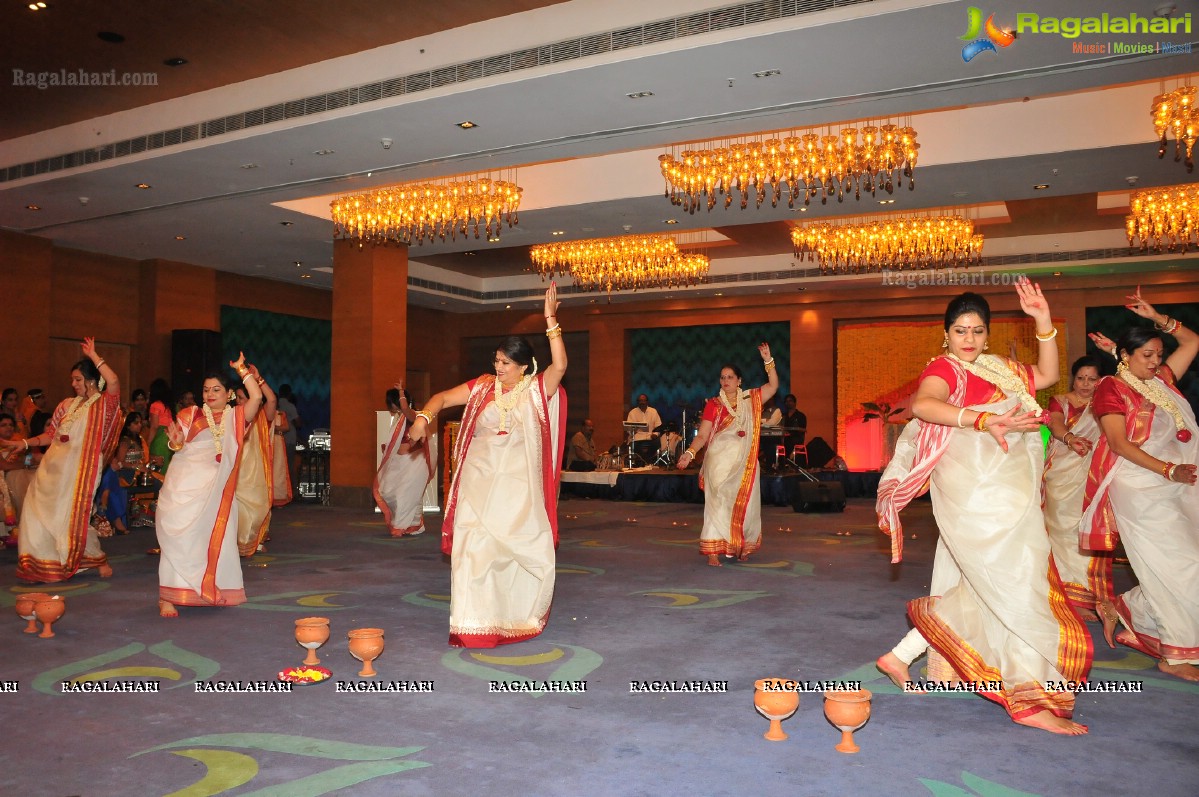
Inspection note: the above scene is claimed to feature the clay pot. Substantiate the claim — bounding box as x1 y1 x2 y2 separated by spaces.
347 628 385 678
754 678 800 741
823 688 872 753
15 592 51 634
295 617 331 667
33 595 66 639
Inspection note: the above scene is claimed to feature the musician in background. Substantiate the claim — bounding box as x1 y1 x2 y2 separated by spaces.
659 422 683 463
626 394 661 442
566 419 598 472
781 394 807 455
761 397 782 427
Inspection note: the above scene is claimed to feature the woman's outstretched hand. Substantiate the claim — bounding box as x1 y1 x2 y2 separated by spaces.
984 406 1041 452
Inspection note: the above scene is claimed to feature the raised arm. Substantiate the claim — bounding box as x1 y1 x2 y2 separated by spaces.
249 364 278 423
1016 278 1060 391
231 353 263 427
395 382 418 424
82 336 120 397
758 342 779 403
541 282 567 399
407 381 472 444
1125 287 1198 377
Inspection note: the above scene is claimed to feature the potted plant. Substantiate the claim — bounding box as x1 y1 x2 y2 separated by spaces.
861 403 905 469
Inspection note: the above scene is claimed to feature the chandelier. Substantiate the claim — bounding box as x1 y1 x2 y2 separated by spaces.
330 173 522 246
1152 85 1196 172
791 215 983 274
658 121 920 212
530 234 710 295
1126 184 1199 252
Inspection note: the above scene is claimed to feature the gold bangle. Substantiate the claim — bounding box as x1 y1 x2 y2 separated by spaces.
546 327 563 340
1035 328 1058 341
94 359 106 368
415 411 434 425
167 440 183 452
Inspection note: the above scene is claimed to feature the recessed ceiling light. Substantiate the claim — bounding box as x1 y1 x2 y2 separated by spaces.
135 183 151 189
27 2 47 10
625 91 654 99
752 69 781 78
456 121 477 129
439 301 447 305
1034 183 1050 190
715 292 723 297
294 261 303 267
505 304 512 309
1052 271 1062 276
878 199 896 205
97 31 124 43
795 207 808 212
797 287 807 291
551 230 565 236
312 149 335 156
300 274 311 279
239 163 258 170
588 299 597 304
663 219 678 225
25 204 40 210
279 221 293 227
163 57 188 67
488 236 500 243
464 251 476 256
174 235 186 240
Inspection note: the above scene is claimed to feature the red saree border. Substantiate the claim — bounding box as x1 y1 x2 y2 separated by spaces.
1112 595 1199 661
160 585 246 607
199 405 246 605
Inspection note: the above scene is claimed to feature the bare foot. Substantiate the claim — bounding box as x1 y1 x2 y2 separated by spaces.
737 553 750 562
1097 601 1119 649
97 564 113 578
707 554 722 567
158 599 178 618
1157 661 1199 682
1076 607 1099 623
876 653 919 692
1014 710 1088 735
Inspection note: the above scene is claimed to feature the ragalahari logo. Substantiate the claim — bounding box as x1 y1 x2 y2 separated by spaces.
959 7 1016 62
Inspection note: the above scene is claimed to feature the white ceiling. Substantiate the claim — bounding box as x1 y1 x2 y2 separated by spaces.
1 0 1196 311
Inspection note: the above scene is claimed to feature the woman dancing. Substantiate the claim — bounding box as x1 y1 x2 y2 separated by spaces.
155 354 262 616
875 282 1091 735
408 284 566 648
374 383 433 536
676 344 778 566
1082 289 1199 681
5 338 123 582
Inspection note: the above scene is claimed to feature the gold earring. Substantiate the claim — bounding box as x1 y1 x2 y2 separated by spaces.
983 342 989 351
941 335 949 349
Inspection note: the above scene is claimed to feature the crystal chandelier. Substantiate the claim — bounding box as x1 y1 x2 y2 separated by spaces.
791 215 983 274
530 234 709 295
658 121 919 212
330 173 522 246
1126 184 1199 252
1152 84 1196 172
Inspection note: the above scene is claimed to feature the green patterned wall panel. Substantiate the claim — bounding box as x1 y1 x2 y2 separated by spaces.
220 306 331 430
629 322 790 428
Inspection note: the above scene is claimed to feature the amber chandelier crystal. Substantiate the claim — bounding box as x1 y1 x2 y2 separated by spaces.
658 121 920 213
530 234 709 295
330 172 522 246
791 215 983 274
1153 84 1196 172
1126 184 1199 252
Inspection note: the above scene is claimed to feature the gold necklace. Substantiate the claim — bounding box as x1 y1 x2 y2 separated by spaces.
493 374 533 433
1117 362 1191 442
57 392 102 442
201 403 229 462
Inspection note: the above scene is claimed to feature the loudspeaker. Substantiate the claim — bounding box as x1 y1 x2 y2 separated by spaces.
171 329 223 399
805 436 836 469
792 480 846 513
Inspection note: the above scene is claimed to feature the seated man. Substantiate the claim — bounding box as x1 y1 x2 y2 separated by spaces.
567 419 598 472
781 393 808 466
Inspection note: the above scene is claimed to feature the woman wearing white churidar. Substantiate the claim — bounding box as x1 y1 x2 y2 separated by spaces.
408 284 567 648
155 353 263 617
1082 289 1199 682
373 383 433 536
1043 355 1108 620
676 344 779 566
5 338 123 582
875 281 1091 736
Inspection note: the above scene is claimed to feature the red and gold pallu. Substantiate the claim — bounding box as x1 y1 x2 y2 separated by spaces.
156 405 247 607
16 391 122 582
373 413 433 536
235 410 273 557
442 374 566 648
1082 367 1199 664
697 388 763 558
